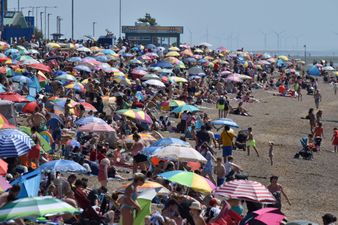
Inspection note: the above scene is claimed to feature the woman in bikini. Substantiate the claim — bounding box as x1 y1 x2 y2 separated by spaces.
120 173 145 225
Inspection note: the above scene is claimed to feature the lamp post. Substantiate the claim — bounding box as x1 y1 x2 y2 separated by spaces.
40 11 43 35
119 0 121 39
304 44 307 65
28 10 31 17
44 6 57 40
47 13 52 40
92 22 96 38
71 0 74 39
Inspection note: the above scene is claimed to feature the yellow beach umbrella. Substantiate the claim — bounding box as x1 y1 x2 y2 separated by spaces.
278 55 289 61
168 46 180 51
166 51 180 57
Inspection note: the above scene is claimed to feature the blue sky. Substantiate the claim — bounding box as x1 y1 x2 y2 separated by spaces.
10 0 338 51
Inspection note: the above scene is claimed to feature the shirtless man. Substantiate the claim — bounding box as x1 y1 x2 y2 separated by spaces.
214 157 226 186
28 107 47 131
190 201 206 225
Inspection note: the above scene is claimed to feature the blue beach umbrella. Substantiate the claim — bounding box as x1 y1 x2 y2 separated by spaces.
102 49 115 55
39 159 87 173
171 104 199 114
74 65 91 73
210 118 239 128
10 170 41 198
67 57 82 63
143 138 190 155
74 116 106 126
150 61 173 69
0 129 34 157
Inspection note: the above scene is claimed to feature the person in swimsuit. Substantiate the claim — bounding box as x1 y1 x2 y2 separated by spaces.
120 173 145 225
247 127 259 157
267 176 291 209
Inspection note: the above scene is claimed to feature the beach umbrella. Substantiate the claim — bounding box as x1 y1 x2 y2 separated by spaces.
46 43 61 49
0 159 8 175
77 46 92 53
0 41 10 50
151 145 207 162
78 102 97 112
168 46 180 51
160 100 186 110
0 196 80 222
214 180 276 203
278 55 288 61
102 49 115 55
240 208 286 225
210 118 239 128
74 65 91 73
11 74 31 84
166 51 180 57
0 176 11 192
146 44 156 50
239 74 252 80
188 66 205 76
116 109 153 124
77 122 114 132
226 74 242 83
20 58 40 65
22 102 39 114
158 170 216 193
28 49 39 55
199 42 212 47
0 92 29 103
307 65 320 76
96 55 109 62
125 133 157 143
39 159 87 173
143 137 190 155
66 139 81 148
67 57 82 62
150 61 173 69
11 75 32 84
90 46 103 52
323 66 335 71
4 48 19 56
19 126 50 153
55 74 77 82
286 220 319 225
0 113 15 129
183 57 197 63
119 181 169 194
10 170 41 198
171 104 199 113
141 73 160 81
143 79 166 88
113 75 132 86
0 129 34 157
169 76 188 83
65 82 86 93
27 63 51 73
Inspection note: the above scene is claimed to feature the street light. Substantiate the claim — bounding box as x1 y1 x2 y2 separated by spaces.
28 10 32 17
304 44 307 65
47 13 52 40
92 22 96 38
40 12 44 35
119 0 121 39
71 0 74 39
44 6 57 40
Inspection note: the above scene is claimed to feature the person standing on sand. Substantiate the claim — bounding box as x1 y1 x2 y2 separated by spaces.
268 141 274 166
247 127 259 157
308 108 316 133
214 157 226 186
267 176 291 209
220 126 236 162
331 128 338 153
314 89 321 109
313 122 324 151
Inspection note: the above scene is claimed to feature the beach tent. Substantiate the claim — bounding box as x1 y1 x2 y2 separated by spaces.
307 65 320 76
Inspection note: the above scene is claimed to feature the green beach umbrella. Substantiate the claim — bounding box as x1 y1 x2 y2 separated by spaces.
0 196 80 222
19 126 50 153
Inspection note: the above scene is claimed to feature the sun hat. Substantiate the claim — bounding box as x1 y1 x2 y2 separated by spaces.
190 201 202 210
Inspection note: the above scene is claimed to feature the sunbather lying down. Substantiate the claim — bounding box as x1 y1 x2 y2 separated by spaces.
230 102 251 116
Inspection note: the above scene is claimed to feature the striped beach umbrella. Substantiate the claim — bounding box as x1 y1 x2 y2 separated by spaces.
213 180 276 203
65 82 86 93
0 129 34 157
0 196 79 222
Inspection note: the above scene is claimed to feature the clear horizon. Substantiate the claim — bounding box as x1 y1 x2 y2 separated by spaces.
9 0 338 52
